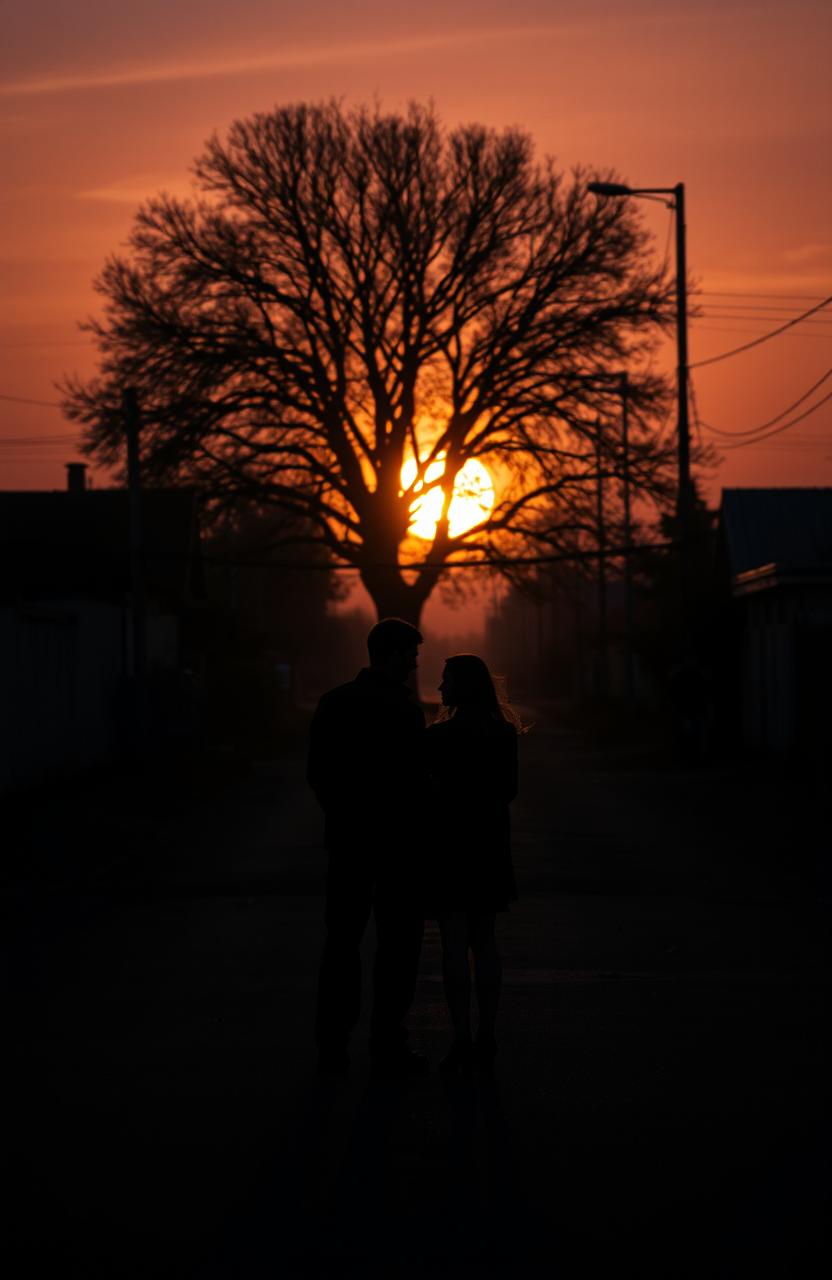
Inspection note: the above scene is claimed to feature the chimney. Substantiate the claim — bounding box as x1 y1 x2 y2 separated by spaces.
66 462 87 495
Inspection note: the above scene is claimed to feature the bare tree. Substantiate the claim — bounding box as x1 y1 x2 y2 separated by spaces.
62 100 675 624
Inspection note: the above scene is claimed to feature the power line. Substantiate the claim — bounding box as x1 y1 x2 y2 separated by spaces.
652 409 675 446
0 340 91 349
699 303 832 316
704 387 832 449
0 433 82 445
699 290 829 302
744 441 832 452
0 392 64 409
203 541 677 571
699 367 832 438
53 541 682 571
697 312 832 326
690 294 832 369
0 458 72 467
4 361 829 470
686 330 829 345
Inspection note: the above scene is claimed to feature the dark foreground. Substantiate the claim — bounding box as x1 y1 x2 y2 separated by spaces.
7 708 829 1277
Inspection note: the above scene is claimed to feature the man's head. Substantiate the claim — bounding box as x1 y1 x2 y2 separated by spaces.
367 617 423 683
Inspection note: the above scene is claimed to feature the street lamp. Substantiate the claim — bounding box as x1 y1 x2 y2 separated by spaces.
587 180 691 564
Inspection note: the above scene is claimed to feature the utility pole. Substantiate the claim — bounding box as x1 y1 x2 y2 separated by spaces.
620 372 635 699
595 420 609 698
587 179 692 617
124 385 148 755
673 181 691 617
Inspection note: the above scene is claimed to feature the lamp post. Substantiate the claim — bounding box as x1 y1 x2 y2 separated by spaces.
123 385 148 756
587 181 690 582
619 371 634 699
593 417 608 698
574 370 634 698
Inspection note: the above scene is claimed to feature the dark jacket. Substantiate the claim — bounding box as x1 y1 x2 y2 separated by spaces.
425 711 518 912
307 667 426 852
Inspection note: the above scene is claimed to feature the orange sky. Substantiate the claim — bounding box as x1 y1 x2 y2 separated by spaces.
2 0 831 502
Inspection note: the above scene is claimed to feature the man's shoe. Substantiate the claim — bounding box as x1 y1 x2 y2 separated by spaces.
370 1045 429 1080
472 1034 498 1075
317 1048 351 1077
439 1038 474 1080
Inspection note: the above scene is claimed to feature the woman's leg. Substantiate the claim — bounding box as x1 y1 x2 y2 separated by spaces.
438 912 473 1042
316 855 373 1063
469 913 501 1042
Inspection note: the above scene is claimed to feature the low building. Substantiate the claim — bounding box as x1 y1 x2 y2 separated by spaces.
0 465 203 790
718 488 832 759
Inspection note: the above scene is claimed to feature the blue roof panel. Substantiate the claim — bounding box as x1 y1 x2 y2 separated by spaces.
720 488 832 576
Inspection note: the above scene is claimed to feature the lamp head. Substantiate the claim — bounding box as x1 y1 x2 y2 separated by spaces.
587 182 632 197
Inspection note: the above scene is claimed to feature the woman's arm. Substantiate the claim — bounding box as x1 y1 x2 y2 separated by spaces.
503 726 519 804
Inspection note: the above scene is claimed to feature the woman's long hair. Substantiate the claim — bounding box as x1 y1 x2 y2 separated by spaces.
434 654 527 731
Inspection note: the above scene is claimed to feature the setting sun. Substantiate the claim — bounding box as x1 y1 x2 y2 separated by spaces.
400 454 495 541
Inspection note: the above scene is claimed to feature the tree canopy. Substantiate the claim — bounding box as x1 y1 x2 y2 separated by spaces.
63 100 676 622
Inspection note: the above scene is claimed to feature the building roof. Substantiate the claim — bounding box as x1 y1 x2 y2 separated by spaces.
720 488 832 581
0 488 204 605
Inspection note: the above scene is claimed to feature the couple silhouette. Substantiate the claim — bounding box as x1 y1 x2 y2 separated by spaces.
307 618 519 1080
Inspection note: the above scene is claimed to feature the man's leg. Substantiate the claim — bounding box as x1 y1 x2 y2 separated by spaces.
370 885 425 1068
438 911 473 1041
469 912 501 1039
316 851 372 1067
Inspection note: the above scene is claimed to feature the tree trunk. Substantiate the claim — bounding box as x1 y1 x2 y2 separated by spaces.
363 576 424 629
360 567 434 701
360 566 430 628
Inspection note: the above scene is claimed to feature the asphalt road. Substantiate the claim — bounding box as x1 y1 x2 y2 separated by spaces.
7 707 829 1278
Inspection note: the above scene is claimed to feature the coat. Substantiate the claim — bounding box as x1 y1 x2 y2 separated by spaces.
307 667 426 857
425 711 519 913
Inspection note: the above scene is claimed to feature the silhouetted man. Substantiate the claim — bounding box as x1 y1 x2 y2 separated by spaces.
308 618 427 1077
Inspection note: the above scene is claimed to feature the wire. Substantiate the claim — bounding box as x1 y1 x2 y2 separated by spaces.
0 392 64 409
200 541 677 570
10 541 674 571
692 327 830 342
699 367 832 438
0 458 73 467
698 313 832 327
0 433 81 444
704 387 832 449
652 410 675 446
699 290 829 302
691 326 830 341
0 340 91 349
699 303 832 316
690 294 832 369
745 441 832 452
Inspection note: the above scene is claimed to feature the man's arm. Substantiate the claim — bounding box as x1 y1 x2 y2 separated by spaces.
307 694 336 810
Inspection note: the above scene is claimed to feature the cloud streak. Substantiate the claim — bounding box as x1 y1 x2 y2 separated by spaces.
0 26 559 97
782 244 832 266
76 175 193 204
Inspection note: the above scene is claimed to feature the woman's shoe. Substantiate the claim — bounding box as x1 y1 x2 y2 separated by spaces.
472 1034 498 1074
439 1039 474 1080
370 1044 429 1080
317 1047 351 1078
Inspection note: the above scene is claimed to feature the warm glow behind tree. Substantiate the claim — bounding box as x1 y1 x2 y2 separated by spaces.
401 455 495 541
62 100 676 625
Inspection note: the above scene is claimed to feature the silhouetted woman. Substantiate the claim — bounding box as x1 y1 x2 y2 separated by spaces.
426 654 520 1077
